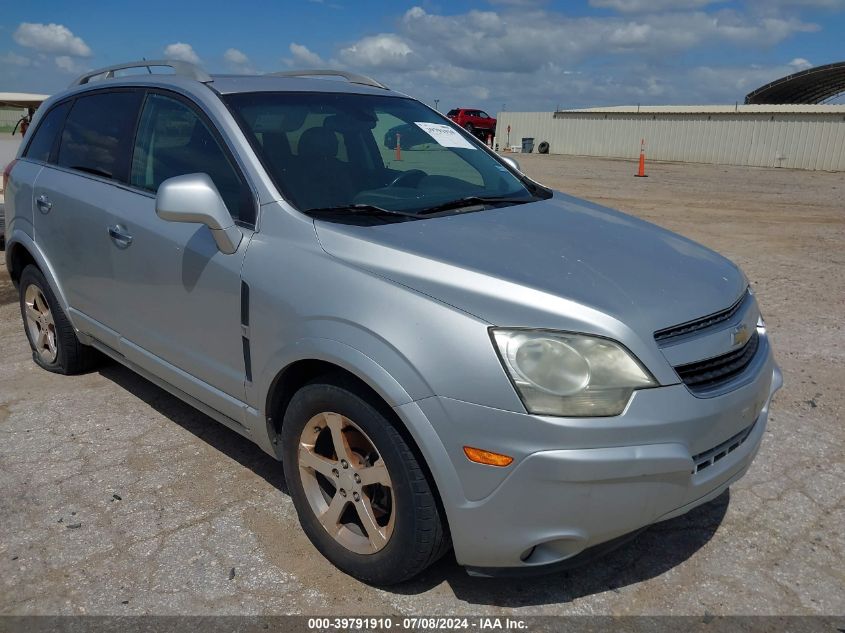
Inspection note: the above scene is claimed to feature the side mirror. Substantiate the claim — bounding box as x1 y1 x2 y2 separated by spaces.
156 173 242 254
501 156 521 173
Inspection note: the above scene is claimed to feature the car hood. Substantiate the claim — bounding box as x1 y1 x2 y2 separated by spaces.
314 192 746 338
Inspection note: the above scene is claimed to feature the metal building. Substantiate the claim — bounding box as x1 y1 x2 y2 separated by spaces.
496 104 845 171
745 61 845 105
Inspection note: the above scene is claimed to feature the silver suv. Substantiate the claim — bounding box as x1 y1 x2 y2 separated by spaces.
5 60 781 584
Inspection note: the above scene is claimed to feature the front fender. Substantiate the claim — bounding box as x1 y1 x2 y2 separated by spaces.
252 335 424 425
249 335 464 529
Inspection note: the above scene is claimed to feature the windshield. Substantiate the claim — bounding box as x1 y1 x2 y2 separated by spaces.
225 92 544 218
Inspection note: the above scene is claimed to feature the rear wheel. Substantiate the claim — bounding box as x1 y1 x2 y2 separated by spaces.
463 123 475 135
282 379 449 585
19 265 98 374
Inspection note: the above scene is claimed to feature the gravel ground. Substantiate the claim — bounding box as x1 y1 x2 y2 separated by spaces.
0 155 842 616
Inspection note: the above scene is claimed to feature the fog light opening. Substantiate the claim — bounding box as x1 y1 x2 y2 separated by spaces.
520 546 536 562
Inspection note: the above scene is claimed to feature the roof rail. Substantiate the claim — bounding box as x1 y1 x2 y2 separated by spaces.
69 60 213 88
266 69 388 90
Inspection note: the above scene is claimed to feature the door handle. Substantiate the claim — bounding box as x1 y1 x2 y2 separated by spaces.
107 224 133 248
36 194 52 213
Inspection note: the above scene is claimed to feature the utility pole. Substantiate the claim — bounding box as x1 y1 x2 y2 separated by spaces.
433 99 440 111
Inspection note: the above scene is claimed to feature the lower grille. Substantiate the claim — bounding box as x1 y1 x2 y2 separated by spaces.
692 423 755 474
675 331 759 394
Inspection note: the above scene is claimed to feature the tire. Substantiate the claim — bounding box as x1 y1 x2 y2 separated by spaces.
18 265 99 374
281 378 449 585
463 123 474 135
537 141 550 154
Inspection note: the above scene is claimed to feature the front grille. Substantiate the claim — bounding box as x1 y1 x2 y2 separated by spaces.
675 331 759 393
692 422 755 474
654 290 749 343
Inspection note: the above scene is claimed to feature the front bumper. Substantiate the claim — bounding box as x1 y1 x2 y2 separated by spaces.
399 338 781 571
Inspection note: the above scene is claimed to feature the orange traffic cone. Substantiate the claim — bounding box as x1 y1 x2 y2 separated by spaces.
635 138 647 177
395 132 402 161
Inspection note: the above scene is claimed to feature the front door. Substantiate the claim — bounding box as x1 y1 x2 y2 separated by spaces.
107 92 256 417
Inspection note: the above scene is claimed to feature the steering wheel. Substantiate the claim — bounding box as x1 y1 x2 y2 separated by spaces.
388 169 426 188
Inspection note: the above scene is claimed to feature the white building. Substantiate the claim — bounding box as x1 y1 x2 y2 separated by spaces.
497 104 845 171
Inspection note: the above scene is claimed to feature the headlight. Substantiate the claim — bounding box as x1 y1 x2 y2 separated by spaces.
492 329 656 417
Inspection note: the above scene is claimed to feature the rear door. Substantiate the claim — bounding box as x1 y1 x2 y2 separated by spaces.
32 90 143 345
107 91 255 415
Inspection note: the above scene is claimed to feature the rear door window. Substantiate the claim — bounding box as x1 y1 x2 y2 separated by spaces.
24 101 72 163
57 91 143 181
130 93 253 224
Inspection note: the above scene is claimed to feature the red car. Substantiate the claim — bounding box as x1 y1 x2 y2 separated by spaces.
446 108 497 137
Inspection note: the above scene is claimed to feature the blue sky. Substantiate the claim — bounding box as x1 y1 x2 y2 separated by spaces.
2 0 843 111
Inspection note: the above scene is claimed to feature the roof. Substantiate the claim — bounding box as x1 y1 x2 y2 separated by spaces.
61 60 400 98
553 103 845 115
0 92 50 108
208 74 397 97
745 61 845 105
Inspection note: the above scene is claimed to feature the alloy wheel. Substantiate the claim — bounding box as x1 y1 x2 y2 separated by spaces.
24 285 58 364
297 411 395 554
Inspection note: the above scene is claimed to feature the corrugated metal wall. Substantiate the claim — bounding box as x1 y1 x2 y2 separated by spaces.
0 108 26 128
495 111 845 171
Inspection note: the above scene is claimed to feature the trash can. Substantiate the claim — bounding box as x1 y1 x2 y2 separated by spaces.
521 137 534 153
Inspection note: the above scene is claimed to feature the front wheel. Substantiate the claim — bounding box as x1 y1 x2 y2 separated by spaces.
281 379 449 585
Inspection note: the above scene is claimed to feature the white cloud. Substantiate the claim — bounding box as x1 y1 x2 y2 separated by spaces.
13 22 91 57
750 0 845 8
488 0 548 6
223 47 257 73
589 0 725 13
687 59 821 99
788 57 812 70
391 6 818 75
163 42 201 64
315 3 831 112
339 33 417 70
1 51 32 67
54 55 86 74
339 34 417 70
224 48 249 65
289 42 325 66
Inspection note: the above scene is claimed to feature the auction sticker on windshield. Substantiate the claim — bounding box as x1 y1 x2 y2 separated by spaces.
415 122 477 149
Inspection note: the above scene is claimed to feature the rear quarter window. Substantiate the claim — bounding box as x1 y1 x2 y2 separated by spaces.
57 91 143 181
24 101 72 163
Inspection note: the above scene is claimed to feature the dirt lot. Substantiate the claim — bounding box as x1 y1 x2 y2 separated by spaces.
0 155 842 616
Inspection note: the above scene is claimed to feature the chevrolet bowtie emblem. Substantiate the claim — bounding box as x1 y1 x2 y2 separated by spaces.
732 323 751 347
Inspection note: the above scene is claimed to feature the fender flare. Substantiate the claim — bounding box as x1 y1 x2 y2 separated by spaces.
255 336 425 418
5 229 73 318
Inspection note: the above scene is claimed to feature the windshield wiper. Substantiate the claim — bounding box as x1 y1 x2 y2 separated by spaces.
304 204 421 219
417 195 536 216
